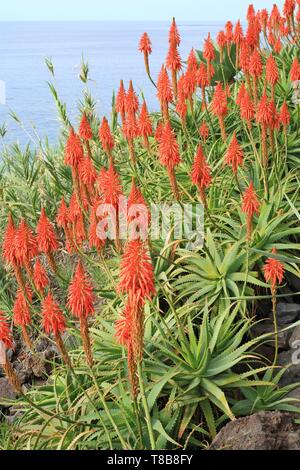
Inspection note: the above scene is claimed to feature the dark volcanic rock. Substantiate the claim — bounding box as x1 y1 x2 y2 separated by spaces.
276 303 300 325
210 412 300 450
0 377 17 401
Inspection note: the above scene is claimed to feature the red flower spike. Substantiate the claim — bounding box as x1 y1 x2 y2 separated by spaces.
203 33 215 62
13 287 32 327
266 54 279 92
155 121 164 143
157 66 173 105
159 122 181 169
211 82 227 117
0 312 13 350
115 302 132 347
118 239 156 299
116 80 127 119
36 208 59 255
33 259 49 294
123 113 140 140
249 49 263 79
99 117 114 155
233 20 244 44
236 82 246 107
225 21 233 44
79 113 93 141
240 91 255 123
126 80 139 116
139 32 152 55
256 94 273 126
264 249 285 290
284 0 296 18
290 58 300 81
242 181 260 218
166 43 182 72
280 101 291 128
98 163 123 208
64 128 84 168
68 262 94 319
78 156 97 191
42 293 66 336
14 219 38 267
191 145 212 192
56 198 70 229
138 101 153 140
169 18 181 47
242 181 260 240
225 132 244 174
199 121 210 141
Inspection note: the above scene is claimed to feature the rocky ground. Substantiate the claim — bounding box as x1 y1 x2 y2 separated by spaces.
1 299 300 449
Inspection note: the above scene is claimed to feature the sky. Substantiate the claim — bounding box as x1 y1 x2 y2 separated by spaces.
0 0 284 21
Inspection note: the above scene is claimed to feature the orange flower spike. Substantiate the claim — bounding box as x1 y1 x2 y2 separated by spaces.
290 57 300 81
217 31 226 63
158 122 180 165
284 0 296 21
169 17 181 47
0 312 13 351
64 128 84 168
41 293 71 366
236 82 246 107
199 121 210 142
191 145 212 205
280 101 291 128
233 20 244 45
154 121 164 143
99 117 114 163
240 91 255 127
139 32 152 77
33 259 49 295
126 80 139 117
118 240 156 299
13 287 33 349
78 155 97 192
116 80 127 123
42 293 66 336
166 43 182 98
264 249 285 291
115 302 132 347
249 49 263 103
242 181 260 240
159 121 181 168
79 113 93 141
225 132 244 175
211 82 228 141
203 33 215 83
68 262 94 366
14 219 38 275
56 198 70 229
36 208 59 255
138 101 153 150
266 54 279 86
157 66 173 121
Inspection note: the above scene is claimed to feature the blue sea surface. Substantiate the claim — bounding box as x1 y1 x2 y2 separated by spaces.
0 21 224 146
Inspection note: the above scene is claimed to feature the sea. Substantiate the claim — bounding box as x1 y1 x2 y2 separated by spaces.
0 21 224 146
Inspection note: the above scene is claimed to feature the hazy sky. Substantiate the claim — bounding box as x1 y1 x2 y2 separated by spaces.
1 0 284 21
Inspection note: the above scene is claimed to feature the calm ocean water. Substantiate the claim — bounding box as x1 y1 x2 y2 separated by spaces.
0 21 223 146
